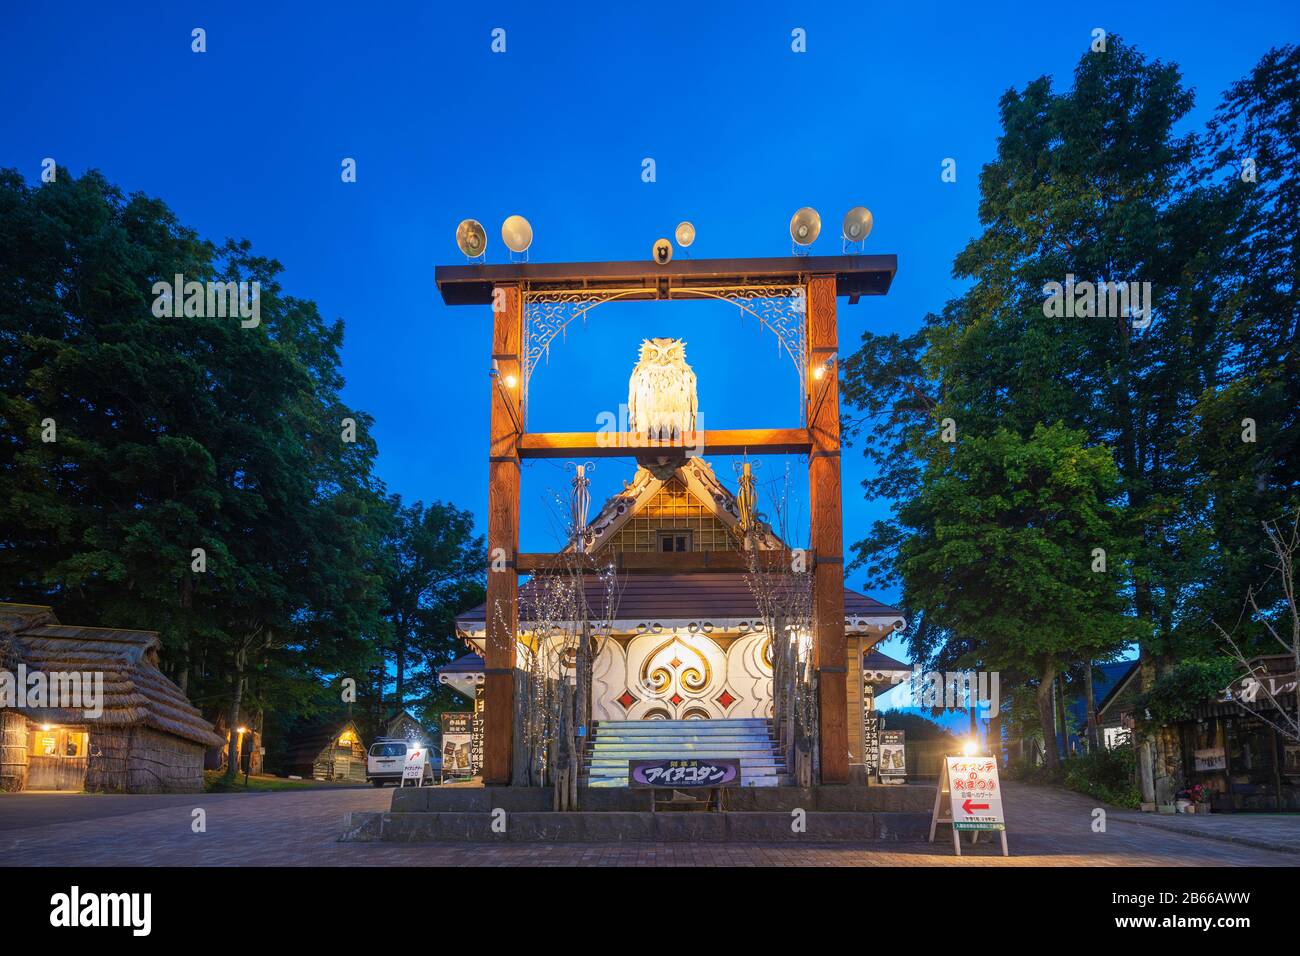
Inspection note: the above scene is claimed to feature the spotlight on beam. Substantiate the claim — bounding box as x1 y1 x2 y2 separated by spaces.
789 207 821 256
455 219 487 263
501 215 533 263
674 221 696 256
841 206 873 254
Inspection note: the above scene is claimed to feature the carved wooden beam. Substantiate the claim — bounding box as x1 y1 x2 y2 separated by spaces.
518 428 811 459
515 550 817 574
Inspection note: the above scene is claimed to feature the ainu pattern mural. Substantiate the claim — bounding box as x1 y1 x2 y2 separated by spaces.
592 630 774 720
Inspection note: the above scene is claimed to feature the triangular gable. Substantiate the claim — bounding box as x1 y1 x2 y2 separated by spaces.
577 459 781 553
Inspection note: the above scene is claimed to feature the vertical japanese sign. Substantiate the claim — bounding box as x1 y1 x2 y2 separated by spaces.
471 685 485 772
945 756 1005 830
862 681 878 774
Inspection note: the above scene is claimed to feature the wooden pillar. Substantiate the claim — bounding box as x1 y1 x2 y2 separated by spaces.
485 284 522 784
807 274 848 784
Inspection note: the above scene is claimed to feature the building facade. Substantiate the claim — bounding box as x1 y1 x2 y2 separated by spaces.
450 460 905 782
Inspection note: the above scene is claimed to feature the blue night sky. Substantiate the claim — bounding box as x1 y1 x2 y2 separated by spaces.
3 2 1296 674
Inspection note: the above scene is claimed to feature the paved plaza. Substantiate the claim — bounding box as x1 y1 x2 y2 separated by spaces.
1 781 1296 866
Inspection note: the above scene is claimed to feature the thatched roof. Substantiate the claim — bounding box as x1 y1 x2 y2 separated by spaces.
0 603 223 747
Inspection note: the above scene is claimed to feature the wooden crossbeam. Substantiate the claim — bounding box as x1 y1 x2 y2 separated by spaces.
518 428 811 459
515 551 817 574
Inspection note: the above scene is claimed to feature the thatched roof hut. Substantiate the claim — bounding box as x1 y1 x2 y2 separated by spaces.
0 602 222 793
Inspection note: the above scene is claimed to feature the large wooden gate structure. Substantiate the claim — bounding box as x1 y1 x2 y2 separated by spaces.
435 254 896 785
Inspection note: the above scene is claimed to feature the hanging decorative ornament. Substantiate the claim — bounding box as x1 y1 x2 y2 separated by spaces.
737 459 758 542
568 462 594 553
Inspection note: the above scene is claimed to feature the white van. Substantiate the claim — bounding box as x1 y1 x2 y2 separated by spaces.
366 738 440 787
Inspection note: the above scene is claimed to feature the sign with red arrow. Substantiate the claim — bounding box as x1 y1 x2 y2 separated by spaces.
945 757 1005 831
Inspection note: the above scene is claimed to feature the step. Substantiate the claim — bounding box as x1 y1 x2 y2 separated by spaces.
587 749 780 754
582 777 783 788
595 733 774 738
587 764 780 770
587 738 769 743
595 723 774 728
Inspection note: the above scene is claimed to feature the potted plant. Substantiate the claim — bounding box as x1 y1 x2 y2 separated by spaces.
1186 783 1211 815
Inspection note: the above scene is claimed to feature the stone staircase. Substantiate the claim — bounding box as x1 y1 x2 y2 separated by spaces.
581 718 788 787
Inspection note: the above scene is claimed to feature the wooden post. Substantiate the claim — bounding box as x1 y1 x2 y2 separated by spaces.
807 274 847 785
485 284 522 784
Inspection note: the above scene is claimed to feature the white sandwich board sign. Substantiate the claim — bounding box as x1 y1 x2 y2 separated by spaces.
928 755 1009 856
401 747 429 786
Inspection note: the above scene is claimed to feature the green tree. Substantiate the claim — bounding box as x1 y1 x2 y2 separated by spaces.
378 495 485 709
0 168 388 778
1184 45 1300 636
843 37 1253 784
894 424 1135 768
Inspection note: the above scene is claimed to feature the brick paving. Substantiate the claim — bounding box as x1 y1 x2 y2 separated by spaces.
1 780 1296 866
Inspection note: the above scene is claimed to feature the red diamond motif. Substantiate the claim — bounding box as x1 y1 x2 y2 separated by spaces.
669 657 682 669
670 693 684 706
716 690 736 709
616 690 636 710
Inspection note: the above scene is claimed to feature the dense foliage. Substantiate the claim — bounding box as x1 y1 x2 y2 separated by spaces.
842 39 1299 761
0 169 483 756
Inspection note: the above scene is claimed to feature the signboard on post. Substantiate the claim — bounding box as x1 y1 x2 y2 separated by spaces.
879 729 906 783
929 755 1008 856
628 758 741 788
440 712 476 777
1194 748 1226 772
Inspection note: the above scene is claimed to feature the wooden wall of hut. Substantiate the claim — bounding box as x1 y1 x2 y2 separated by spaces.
312 738 366 783
0 711 29 792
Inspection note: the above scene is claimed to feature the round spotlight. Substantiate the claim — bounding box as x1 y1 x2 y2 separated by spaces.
789 207 821 246
501 215 533 254
652 238 673 264
455 219 487 257
674 221 695 248
842 206 874 242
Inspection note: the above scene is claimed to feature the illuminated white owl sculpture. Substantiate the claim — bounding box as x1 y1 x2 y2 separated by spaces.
628 337 697 441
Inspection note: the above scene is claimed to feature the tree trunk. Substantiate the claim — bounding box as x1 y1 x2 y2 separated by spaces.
573 617 592 808
395 642 406 710
177 638 189 694
223 670 244 782
1036 658 1059 770
989 707 1004 767
1056 674 1071 760
1082 659 1099 751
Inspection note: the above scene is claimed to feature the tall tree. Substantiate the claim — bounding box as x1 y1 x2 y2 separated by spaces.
843 38 1247 785
378 495 485 709
893 424 1135 768
0 168 388 779
1185 45 1300 635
